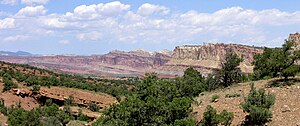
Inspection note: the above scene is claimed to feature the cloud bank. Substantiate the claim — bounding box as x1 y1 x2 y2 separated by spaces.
1 1 300 49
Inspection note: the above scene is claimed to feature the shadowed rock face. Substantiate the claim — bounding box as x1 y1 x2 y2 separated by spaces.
0 43 264 77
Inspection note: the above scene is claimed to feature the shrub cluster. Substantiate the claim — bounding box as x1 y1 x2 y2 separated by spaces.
0 99 92 126
200 105 234 126
241 83 275 125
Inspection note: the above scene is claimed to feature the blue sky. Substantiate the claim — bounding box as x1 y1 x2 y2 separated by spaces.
0 0 300 55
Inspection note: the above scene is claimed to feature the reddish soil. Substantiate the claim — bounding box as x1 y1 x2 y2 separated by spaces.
0 91 40 111
67 106 101 119
39 87 118 108
0 114 7 126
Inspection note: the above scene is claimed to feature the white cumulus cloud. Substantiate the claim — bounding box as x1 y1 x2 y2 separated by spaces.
72 1 130 19
137 3 170 16
21 0 48 5
77 31 103 41
0 0 18 5
3 35 29 42
0 18 15 29
1 1 300 48
16 5 47 17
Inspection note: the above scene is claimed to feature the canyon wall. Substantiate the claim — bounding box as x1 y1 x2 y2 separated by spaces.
169 43 263 73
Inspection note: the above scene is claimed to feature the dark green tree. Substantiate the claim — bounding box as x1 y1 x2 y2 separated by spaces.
177 67 206 97
200 105 219 126
253 40 300 81
94 74 194 126
217 52 243 87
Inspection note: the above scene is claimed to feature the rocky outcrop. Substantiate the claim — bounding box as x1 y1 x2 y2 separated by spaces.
11 87 118 109
289 33 300 50
98 50 171 68
169 43 263 73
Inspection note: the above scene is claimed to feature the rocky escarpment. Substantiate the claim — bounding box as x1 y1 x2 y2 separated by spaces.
0 50 172 77
289 33 300 50
98 50 171 68
168 43 263 73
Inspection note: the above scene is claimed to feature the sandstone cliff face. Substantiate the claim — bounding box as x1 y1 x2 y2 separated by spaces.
289 33 300 49
170 43 263 73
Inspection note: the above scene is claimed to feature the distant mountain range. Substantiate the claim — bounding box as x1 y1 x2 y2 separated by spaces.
0 43 262 78
0 51 32 56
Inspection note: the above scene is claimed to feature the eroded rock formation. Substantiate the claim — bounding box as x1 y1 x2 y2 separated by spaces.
169 43 263 73
11 87 118 109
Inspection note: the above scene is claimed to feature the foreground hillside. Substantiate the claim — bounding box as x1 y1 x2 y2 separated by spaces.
0 61 137 125
193 78 300 125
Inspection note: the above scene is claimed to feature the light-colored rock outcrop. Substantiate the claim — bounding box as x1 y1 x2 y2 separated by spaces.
289 33 300 50
169 43 263 73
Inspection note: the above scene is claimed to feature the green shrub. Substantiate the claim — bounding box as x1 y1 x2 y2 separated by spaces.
77 109 91 122
225 93 240 98
241 83 275 125
200 105 234 126
88 102 100 112
3 78 18 92
200 105 219 126
219 110 234 126
0 98 8 116
211 95 220 102
64 95 74 106
31 85 40 94
41 116 63 126
173 118 196 126
45 99 53 106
